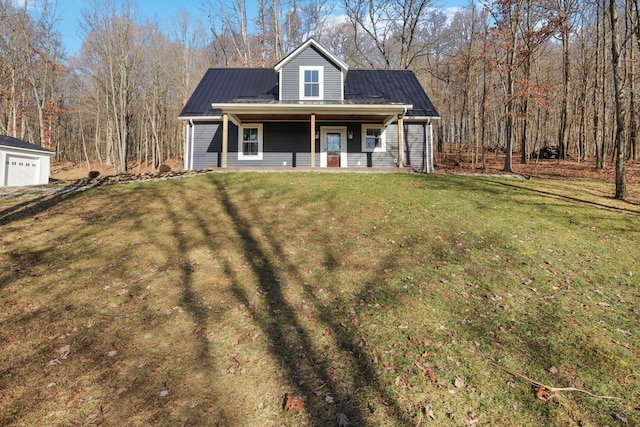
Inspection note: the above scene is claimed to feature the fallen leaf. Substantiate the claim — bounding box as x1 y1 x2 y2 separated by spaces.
612 413 628 423
383 362 396 373
58 345 71 358
425 367 437 384
549 366 558 374
337 412 349 426
284 393 304 412
536 386 550 401
454 376 464 388
424 405 435 420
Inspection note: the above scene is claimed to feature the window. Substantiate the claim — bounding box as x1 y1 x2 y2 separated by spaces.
304 70 319 97
238 124 263 160
361 125 386 152
300 66 323 100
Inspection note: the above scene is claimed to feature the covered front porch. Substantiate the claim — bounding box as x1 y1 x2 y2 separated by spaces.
212 102 412 169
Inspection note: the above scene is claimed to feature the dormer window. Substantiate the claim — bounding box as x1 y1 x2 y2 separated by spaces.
300 66 323 100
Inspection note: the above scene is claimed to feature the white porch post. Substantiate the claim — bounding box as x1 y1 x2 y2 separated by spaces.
397 114 404 167
222 113 228 168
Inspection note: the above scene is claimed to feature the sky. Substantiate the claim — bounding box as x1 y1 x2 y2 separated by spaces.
53 0 468 58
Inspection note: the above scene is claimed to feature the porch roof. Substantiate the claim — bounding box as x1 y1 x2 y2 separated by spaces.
212 99 412 124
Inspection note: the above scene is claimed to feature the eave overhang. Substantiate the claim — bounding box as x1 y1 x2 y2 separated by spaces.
403 116 442 121
178 115 222 121
211 102 412 117
0 144 55 155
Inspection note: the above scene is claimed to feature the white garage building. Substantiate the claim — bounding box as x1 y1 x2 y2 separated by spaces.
1 135 54 187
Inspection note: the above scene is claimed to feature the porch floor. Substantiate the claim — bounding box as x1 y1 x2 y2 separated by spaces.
203 167 416 174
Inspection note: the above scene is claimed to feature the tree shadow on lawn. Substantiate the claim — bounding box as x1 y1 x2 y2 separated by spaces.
475 178 640 215
157 191 213 366
0 183 236 426
0 179 109 227
211 177 414 426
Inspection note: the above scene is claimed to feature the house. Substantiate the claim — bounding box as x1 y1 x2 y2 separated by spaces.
179 38 439 171
0 135 54 187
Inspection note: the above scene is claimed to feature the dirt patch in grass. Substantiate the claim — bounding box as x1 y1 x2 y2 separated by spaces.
1 173 638 426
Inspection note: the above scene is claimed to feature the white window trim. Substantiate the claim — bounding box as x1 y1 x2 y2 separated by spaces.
299 66 324 100
238 123 264 160
361 124 386 153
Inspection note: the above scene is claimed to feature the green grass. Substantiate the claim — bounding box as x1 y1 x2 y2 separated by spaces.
0 173 638 426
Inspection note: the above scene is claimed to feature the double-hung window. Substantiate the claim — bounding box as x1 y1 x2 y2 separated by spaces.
361 125 385 152
300 66 323 100
238 124 263 160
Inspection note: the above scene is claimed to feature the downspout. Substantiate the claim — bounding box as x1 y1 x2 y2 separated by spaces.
427 118 433 172
184 120 191 170
189 119 195 170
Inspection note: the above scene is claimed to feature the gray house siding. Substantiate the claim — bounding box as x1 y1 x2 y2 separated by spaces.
192 122 220 169
190 120 432 169
404 123 431 172
228 122 318 168
280 46 342 101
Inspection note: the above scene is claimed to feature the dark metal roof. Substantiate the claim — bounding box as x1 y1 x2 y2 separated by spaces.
0 135 54 153
345 70 439 118
180 68 439 118
181 69 278 117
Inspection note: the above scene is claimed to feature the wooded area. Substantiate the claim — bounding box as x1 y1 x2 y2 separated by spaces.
1 0 638 199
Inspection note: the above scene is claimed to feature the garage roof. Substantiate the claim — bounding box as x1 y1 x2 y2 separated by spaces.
0 135 54 153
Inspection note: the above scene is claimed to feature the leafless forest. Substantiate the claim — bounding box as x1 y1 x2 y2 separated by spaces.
1 0 638 198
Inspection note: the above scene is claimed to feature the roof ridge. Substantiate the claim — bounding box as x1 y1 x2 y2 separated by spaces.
206 68 275 71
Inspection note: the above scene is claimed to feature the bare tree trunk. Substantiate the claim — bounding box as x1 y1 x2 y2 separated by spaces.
557 0 574 161
609 0 628 200
502 0 524 173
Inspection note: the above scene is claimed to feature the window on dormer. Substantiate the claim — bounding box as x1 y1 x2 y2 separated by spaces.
304 70 319 96
300 66 323 100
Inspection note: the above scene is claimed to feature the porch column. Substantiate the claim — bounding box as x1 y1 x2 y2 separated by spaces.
311 113 316 167
222 113 228 168
397 114 404 167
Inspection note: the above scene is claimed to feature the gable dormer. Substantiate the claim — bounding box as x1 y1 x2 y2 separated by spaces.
274 38 349 102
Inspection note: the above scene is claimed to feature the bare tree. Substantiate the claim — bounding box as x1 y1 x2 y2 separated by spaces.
609 0 627 200
342 0 438 69
487 0 525 173
0 0 65 149
78 0 138 172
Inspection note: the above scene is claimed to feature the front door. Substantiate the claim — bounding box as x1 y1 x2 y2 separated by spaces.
326 133 341 167
320 126 347 168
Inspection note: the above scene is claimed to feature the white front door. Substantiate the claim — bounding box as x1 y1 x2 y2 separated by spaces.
320 126 347 168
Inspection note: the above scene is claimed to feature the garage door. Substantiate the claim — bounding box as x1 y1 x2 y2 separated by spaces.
5 155 39 186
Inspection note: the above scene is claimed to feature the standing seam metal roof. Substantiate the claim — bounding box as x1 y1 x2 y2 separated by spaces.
180 68 438 119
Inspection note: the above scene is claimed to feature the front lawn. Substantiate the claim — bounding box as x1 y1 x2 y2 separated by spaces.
1 173 638 426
